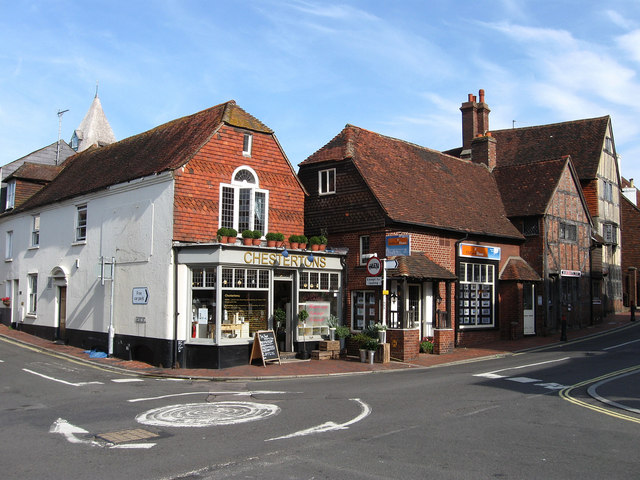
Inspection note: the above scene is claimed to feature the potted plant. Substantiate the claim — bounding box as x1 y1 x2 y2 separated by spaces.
274 308 287 350
309 236 323 251
217 227 230 243
327 314 338 340
335 325 350 350
318 235 327 251
265 232 280 247
252 230 262 245
297 308 310 359
2 297 10 307
298 235 308 249
288 234 300 249
374 322 387 344
352 332 369 362
420 339 434 354
364 337 379 364
226 228 237 243
242 229 254 245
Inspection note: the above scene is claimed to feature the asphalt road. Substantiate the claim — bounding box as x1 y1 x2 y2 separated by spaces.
1 325 639 479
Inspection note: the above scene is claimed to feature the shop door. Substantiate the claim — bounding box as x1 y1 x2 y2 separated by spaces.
273 275 293 352
523 283 535 335
422 282 433 338
408 284 421 329
57 286 67 341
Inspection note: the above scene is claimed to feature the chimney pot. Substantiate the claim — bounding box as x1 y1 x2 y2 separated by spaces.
479 89 485 103
468 93 474 102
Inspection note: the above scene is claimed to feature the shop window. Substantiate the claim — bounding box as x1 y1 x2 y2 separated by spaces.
191 268 217 341
352 290 376 330
319 168 336 195
219 167 268 236
458 262 495 328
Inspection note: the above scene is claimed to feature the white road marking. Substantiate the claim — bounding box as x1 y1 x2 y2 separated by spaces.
534 382 568 390
111 378 144 383
474 373 506 379
603 339 640 350
473 357 570 378
266 398 371 441
23 368 104 386
128 390 293 403
109 443 156 449
136 401 280 427
49 418 101 447
507 377 542 383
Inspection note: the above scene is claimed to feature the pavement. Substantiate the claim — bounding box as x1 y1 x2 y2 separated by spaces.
1 314 636 381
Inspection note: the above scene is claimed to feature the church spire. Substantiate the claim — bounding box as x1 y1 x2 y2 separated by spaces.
70 88 116 152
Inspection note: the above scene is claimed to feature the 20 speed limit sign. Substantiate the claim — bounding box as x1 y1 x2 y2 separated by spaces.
366 256 382 276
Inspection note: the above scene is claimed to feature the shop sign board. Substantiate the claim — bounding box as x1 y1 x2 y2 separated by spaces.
459 243 501 261
367 257 382 276
366 277 383 286
132 287 149 304
561 269 582 277
386 235 410 257
249 330 281 367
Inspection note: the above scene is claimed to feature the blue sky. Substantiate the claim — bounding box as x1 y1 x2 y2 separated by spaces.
2 1 640 181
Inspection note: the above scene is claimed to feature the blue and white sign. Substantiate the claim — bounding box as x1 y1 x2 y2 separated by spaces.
132 287 149 305
386 235 410 257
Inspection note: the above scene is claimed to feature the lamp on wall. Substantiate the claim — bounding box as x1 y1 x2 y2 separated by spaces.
281 247 289 258
307 253 314 263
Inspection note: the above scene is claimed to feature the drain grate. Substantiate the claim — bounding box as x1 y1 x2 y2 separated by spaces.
97 428 159 444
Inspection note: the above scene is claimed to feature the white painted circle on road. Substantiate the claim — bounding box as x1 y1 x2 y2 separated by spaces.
136 401 280 428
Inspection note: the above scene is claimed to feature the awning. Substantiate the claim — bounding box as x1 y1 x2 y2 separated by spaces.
387 252 457 281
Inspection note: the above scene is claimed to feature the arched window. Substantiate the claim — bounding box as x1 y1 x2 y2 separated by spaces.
220 167 269 235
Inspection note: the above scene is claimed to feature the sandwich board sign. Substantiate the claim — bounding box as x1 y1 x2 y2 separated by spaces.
249 330 281 367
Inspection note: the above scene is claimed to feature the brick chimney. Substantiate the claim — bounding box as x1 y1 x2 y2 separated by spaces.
460 89 491 158
471 132 497 170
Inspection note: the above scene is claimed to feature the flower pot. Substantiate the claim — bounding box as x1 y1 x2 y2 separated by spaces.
290 242 299 249
218 236 228 243
227 237 237 244
319 244 326 251
368 350 375 364
329 328 336 341
378 330 386 344
267 240 276 247
3 300 9 307
311 244 320 251
339 338 346 350
243 238 253 246
252 238 261 246
299 243 307 250
359 349 367 363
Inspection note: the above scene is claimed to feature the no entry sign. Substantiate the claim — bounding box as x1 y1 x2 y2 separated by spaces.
366 256 382 276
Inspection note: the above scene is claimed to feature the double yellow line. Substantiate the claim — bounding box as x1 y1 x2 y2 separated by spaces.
559 365 640 424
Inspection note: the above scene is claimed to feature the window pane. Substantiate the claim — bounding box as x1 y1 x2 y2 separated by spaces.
254 192 265 234
238 188 251 232
221 187 235 229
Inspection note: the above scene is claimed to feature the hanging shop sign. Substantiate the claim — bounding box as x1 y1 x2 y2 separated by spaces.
561 270 582 277
386 235 410 257
459 243 501 261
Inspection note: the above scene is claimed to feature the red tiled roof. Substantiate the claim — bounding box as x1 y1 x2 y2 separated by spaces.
302 125 522 239
490 116 610 180
15 101 271 212
388 253 457 280
6 162 63 183
493 157 568 217
499 256 541 281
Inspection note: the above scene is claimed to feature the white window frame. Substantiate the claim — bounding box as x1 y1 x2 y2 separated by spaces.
28 273 38 315
31 214 40 247
359 235 371 265
458 262 495 328
219 166 269 235
75 204 87 242
5 230 13 260
5 181 15 210
242 133 253 157
319 168 336 195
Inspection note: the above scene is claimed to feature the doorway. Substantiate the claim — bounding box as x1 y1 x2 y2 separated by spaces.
523 283 535 335
57 286 67 342
273 272 293 352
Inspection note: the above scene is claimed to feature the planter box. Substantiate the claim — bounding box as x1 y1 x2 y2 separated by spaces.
375 343 390 363
311 350 332 360
319 340 340 351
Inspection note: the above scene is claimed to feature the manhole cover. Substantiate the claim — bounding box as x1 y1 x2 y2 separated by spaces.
136 401 280 428
97 428 159 444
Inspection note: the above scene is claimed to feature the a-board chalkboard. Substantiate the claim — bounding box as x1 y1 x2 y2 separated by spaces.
249 330 281 367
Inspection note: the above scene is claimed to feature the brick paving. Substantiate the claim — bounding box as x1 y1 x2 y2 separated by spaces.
0 314 635 381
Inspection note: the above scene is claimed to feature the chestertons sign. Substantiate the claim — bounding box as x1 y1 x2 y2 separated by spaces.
243 251 327 268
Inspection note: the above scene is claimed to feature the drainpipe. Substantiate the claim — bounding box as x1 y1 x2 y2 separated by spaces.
172 246 181 369
453 234 469 347
107 257 115 357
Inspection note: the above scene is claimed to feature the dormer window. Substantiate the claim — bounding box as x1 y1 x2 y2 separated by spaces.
70 132 79 151
220 166 268 235
5 181 15 210
319 168 336 195
243 133 253 157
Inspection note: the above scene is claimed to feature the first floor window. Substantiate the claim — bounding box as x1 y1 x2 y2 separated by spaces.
603 223 618 245
359 235 370 265
243 133 253 156
5 181 15 210
559 222 577 242
31 214 40 247
76 204 87 242
5 230 12 260
28 273 38 314
319 168 336 195
220 168 268 236
458 262 495 328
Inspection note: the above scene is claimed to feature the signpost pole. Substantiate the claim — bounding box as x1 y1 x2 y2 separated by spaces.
382 259 387 327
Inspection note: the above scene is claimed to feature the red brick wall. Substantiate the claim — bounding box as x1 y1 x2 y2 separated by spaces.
621 197 640 306
433 328 454 354
388 328 420 361
173 125 305 242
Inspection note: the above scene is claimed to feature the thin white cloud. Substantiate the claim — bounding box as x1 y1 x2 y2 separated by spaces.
617 30 640 64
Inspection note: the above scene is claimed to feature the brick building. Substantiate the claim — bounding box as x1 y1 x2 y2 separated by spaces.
621 177 640 309
298 125 538 359
0 100 345 368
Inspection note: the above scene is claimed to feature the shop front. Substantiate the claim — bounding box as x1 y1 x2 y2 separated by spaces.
176 244 344 369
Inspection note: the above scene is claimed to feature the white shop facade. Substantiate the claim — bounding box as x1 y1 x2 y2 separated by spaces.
176 243 345 369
